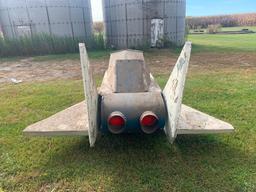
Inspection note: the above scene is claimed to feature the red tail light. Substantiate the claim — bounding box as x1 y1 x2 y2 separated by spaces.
108 112 126 134
140 112 159 134
109 115 125 127
141 115 158 127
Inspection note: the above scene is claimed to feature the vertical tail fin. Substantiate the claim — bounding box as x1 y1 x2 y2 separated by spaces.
162 42 192 143
79 43 99 147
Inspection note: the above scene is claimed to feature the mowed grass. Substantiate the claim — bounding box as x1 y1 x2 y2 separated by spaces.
190 26 256 33
0 50 111 63
31 50 111 62
27 33 256 63
19 32 256 63
1 31 256 191
221 26 256 32
1 67 256 191
1 28 255 63
188 33 256 52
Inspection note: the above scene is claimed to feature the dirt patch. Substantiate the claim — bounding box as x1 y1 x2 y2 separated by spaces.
0 57 108 85
146 51 256 74
0 51 256 86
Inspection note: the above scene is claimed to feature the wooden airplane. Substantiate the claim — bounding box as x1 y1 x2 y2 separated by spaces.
23 42 234 147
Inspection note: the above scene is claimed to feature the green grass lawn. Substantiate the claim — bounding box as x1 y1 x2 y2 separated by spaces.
24 33 256 62
27 33 256 63
1 31 255 63
188 33 256 52
1 67 256 191
31 50 112 62
0 50 111 63
221 26 256 32
1 30 256 191
190 26 256 34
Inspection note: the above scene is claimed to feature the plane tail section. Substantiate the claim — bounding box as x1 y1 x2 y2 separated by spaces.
162 42 192 143
79 43 99 147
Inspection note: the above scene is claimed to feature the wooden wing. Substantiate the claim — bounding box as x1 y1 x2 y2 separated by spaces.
177 105 234 134
23 102 89 136
162 42 192 143
79 43 99 147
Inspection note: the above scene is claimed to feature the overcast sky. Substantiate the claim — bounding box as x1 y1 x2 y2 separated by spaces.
91 0 103 22
91 0 256 22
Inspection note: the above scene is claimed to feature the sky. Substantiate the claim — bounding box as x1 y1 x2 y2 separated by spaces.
91 0 256 22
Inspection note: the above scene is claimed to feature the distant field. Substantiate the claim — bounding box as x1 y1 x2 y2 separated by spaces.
1 27 256 62
188 33 256 52
190 26 256 34
3 32 255 63
221 26 256 32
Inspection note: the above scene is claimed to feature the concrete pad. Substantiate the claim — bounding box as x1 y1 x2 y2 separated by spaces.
177 105 234 135
23 102 88 136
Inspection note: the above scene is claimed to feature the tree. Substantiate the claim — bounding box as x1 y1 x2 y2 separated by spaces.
93 22 104 34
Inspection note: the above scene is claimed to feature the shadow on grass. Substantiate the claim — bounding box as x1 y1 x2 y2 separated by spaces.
31 132 252 191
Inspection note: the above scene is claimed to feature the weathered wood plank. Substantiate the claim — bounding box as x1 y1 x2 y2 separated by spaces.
178 105 234 134
23 102 89 136
162 42 192 143
79 43 99 147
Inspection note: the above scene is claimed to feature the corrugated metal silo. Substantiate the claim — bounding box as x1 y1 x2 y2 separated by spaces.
0 0 92 40
102 0 186 48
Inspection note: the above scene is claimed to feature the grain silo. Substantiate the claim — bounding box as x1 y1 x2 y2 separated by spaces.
102 0 186 48
0 0 92 40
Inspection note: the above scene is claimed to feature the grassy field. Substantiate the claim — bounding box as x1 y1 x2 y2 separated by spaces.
189 26 256 34
188 33 256 52
0 50 111 63
221 26 256 32
1 30 255 63
1 32 256 191
1 69 256 192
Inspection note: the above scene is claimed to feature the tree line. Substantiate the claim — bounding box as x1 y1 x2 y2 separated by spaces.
187 13 256 29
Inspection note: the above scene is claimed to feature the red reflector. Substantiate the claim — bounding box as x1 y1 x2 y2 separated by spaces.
141 114 158 127
108 115 125 127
